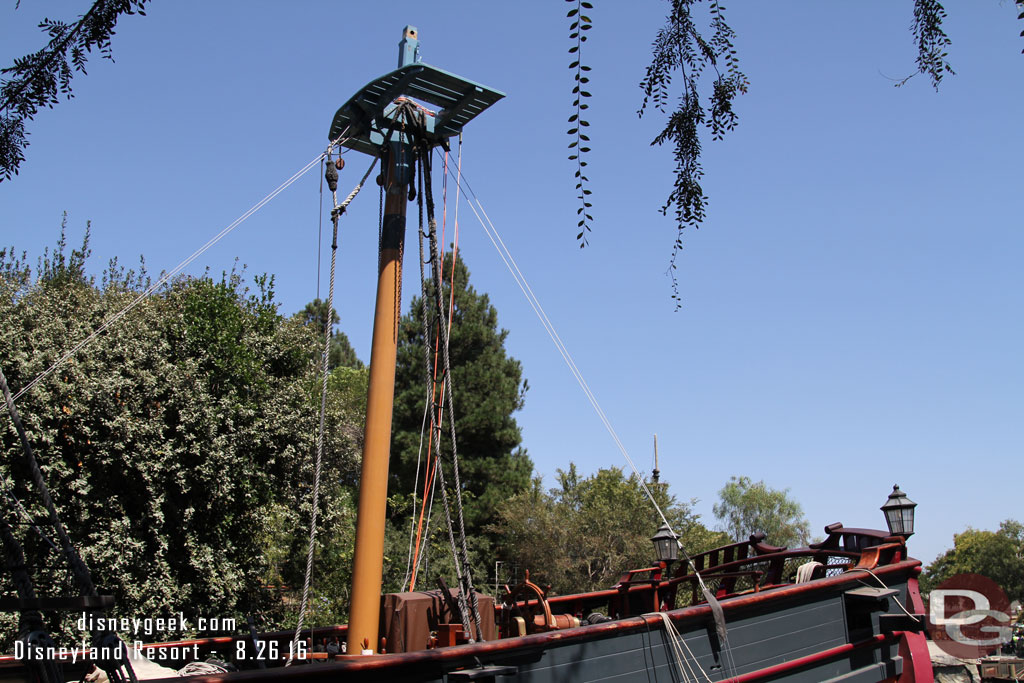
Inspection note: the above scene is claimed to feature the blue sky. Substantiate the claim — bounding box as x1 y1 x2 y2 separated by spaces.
2 2 1022 568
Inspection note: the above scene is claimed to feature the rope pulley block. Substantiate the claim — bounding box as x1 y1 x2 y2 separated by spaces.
325 160 339 192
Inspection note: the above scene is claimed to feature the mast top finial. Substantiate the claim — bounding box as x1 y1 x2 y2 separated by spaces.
398 25 420 68
652 434 660 483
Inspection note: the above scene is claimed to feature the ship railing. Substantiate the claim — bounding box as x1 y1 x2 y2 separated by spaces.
665 547 866 609
684 532 788 573
539 546 868 621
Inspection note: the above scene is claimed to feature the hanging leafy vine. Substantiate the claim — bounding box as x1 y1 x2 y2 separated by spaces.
638 0 747 306
0 0 149 182
567 0 594 247
905 0 955 88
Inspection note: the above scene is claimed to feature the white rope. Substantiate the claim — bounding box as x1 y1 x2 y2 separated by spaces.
452 133 463 267
401 394 432 591
410 442 441 588
10 128 352 404
645 612 713 683
846 567 923 623
438 155 685 545
442 154 738 664
417 461 439 581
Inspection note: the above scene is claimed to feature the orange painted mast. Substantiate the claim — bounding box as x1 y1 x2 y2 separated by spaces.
346 138 411 656
327 25 503 656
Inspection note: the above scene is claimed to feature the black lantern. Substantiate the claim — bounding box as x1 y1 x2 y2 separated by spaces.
881 484 916 538
651 524 679 564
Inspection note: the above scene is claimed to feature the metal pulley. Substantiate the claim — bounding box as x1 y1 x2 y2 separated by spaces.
325 160 339 192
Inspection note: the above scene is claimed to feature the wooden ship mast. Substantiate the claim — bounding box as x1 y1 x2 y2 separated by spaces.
328 25 504 656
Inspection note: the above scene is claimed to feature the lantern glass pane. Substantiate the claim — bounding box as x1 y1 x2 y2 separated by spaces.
885 507 902 534
901 506 914 534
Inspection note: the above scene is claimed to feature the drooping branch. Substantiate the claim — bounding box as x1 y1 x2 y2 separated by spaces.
0 0 150 182
907 0 955 89
638 0 747 307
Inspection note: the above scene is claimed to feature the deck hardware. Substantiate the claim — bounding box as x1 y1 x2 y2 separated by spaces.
447 664 517 681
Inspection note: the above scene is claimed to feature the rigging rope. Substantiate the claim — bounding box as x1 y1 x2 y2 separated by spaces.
847 568 922 623
10 128 352 404
645 612 713 683
400 377 433 591
405 141 462 592
421 141 484 641
1 366 95 598
1 365 137 683
404 152 449 591
0 470 59 552
439 155 728 646
0 513 62 683
406 271 442 592
1 129 348 679
436 155 677 528
408 427 441 592
413 141 474 639
406 137 463 594
288 151 377 664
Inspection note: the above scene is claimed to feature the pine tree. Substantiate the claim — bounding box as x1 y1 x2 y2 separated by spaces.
294 298 364 370
390 253 532 544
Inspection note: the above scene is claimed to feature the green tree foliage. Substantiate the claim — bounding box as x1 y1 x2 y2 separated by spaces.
0 221 363 643
492 464 726 595
294 298 364 371
390 252 532 542
263 364 369 629
712 475 811 548
920 520 1024 602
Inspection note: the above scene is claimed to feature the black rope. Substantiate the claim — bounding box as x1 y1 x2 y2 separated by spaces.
0 515 63 683
419 138 485 642
413 134 475 640
0 366 136 683
0 366 94 597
